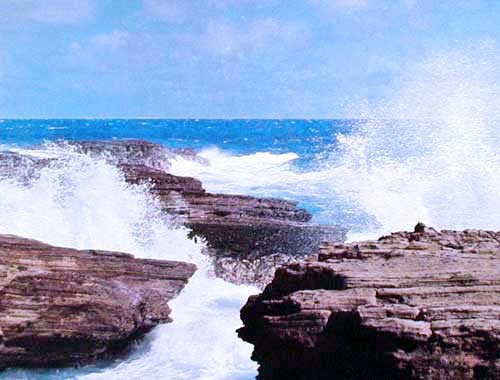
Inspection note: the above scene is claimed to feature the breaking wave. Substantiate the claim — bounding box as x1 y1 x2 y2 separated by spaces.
170 44 500 238
0 146 257 380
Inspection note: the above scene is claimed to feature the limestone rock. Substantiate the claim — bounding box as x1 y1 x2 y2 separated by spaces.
0 140 346 287
120 163 346 287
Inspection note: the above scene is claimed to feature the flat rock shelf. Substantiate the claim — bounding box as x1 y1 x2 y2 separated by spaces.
0 234 196 369
239 224 500 380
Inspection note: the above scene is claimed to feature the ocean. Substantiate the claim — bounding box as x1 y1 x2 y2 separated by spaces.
1 118 500 379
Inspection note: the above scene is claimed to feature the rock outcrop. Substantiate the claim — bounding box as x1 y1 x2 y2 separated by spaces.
67 141 346 260
0 140 346 287
70 139 172 171
0 152 52 183
238 224 500 379
120 163 346 286
0 234 196 369
70 140 208 171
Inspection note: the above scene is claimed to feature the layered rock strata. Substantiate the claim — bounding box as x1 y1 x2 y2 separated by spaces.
0 234 196 369
1 140 346 287
239 224 500 379
120 163 346 286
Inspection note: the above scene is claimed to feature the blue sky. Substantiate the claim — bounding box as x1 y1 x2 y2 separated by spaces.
1 0 500 118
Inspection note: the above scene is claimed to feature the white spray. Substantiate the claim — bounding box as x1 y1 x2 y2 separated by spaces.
0 146 257 380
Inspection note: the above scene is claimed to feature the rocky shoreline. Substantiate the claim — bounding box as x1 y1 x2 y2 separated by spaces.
0 234 196 369
238 224 500 380
120 162 345 287
3 140 499 379
1 140 346 287
0 139 346 371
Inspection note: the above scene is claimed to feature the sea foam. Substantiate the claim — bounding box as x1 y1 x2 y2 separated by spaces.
168 45 500 240
0 146 257 380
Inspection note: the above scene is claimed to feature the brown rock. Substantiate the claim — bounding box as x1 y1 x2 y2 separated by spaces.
0 234 196 369
119 163 346 287
0 140 346 287
238 225 500 379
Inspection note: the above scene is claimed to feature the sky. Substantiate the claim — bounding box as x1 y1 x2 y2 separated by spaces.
1 0 500 118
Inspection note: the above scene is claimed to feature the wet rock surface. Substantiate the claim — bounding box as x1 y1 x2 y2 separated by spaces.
70 140 209 170
70 139 173 171
0 234 196 369
120 163 346 287
238 224 500 379
0 140 346 287
0 152 52 182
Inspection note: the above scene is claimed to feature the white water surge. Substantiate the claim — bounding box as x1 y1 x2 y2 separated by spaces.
0 147 257 380
170 45 500 240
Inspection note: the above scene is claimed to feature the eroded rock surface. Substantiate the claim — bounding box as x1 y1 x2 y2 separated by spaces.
239 224 500 379
0 152 52 182
67 141 346 262
120 163 346 287
0 140 346 287
0 234 196 369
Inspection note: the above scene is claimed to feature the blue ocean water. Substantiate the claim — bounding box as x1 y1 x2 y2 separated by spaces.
0 118 352 166
0 119 370 229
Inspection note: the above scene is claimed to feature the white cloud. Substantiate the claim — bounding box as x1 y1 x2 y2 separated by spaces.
310 0 369 14
143 0 279 23
66 30 161 72
143 0 190 23
0 0 95 25
206 0 273 8
198 18 307 57
403 0 418 9
310 0 422 14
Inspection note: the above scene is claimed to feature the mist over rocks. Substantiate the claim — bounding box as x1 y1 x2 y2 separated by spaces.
70 139 173 171
0 140 346 287
238 224 500 380
0 234 196 369
0 152 51 183
120 160 346 287
119 159 346 288
69 140 209 170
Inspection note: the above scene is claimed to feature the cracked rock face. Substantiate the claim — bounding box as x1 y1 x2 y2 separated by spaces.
238 225 500 379
0 234 196 369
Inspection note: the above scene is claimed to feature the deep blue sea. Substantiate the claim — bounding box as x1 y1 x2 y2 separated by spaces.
1 118 500 379
0 119 350 150
0 119 364 228
0 119 352 171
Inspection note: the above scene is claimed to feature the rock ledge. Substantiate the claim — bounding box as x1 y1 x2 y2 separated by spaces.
0 234 196 369
239 224 500 379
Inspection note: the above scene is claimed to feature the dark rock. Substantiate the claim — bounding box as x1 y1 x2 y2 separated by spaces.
69 140 172 171
0 152 53 183
0 234 196 369
238 225 500 379
69 140 210 171
119 163 346 287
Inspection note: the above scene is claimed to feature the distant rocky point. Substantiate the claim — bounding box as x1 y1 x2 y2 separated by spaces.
0 234 196 369
239 224 500 379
